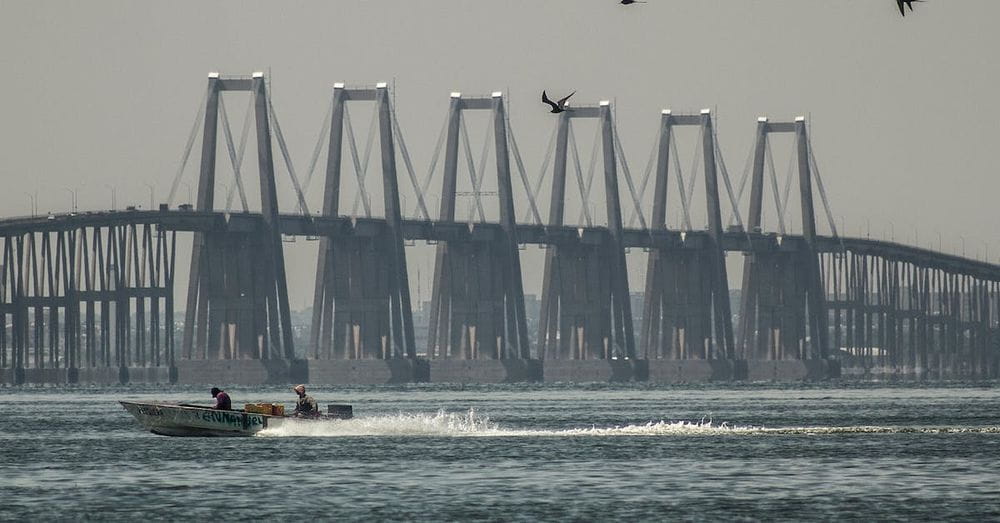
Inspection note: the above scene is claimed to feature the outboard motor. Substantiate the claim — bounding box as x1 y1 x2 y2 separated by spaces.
327 404 354 420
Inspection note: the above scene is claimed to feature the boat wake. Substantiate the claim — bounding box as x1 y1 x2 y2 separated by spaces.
255 409 1000 438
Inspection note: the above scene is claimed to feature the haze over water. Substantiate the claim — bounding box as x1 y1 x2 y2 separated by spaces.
3 383 999 520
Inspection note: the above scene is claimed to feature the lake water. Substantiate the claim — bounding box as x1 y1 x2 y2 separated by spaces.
2 383 999 521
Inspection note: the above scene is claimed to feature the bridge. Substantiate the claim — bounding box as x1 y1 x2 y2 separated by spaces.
2 73 997 385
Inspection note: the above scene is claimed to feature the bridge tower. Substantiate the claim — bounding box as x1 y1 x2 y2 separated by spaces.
737 117 829 360
182 72 295 361
538 101 635 360
426 92 531 360
639 110 736 360
310 83 417 360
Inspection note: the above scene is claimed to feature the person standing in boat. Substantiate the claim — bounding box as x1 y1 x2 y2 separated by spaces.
292 384 320 418
211 387 232 410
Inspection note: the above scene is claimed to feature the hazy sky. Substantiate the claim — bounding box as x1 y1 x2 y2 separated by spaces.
1 0 998 305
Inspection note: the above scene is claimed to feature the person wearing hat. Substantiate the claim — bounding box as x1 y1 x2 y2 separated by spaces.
210 387 232 410
292 384 319 418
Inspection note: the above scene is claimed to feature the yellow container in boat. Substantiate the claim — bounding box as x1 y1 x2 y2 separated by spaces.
271 404 285 416
244 403 271 415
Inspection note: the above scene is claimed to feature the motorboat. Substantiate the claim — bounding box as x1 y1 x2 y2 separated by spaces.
120 401 353 437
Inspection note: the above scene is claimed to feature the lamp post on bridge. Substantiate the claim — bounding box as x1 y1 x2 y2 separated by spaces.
182 181 193 207
424 194 440 220
104 184 117 210
25 192 37 217
887 219 895 242
62 187 78 212
959 235 966 257
936 230 942 251
143 182 154 210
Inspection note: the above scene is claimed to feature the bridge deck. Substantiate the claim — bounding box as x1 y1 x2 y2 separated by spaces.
2 209 996 278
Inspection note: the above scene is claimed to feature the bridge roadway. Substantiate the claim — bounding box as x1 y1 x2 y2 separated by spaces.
2 207 999 385
3 208 996 279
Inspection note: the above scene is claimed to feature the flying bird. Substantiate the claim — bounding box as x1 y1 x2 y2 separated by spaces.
542 90 575 114
897 0 923 17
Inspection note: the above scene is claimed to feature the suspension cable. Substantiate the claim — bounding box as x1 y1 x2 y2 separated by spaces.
218 95 250 212
713 130 744 230
505 115 542 225
567 121 589 226
299 96 334 211
343 104 372 217
685 125 704 219
166 86 208 206
225 95 254 211
267 94 311 217
780 139 795 228
671 132 693 230
612 118 647 230
628 125 660 227
808 136 841 240
570 120 596 226
466 113 495 223
459 113 487 222
730 134 756 225
349 103 379 216
523 124 558 223
766 136 786 235
391 105 431 221
418 114 449 218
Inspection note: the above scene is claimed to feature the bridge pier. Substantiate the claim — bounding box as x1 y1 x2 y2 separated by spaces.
3 80 1000 385
427 92 530 361
641 110 734 361
538 101 635 360
310 84 417 361
738 117 828 363
183 73 295 362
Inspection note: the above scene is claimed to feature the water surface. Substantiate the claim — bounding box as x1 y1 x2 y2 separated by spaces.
2 383 999 521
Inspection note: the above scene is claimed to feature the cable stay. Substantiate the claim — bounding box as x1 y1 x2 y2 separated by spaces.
729 137 756 227
684 124 705 225
299 97 334 214
628 127 659 228
223 95 254 211
472 113 495 222
458 113 490 222
579 120 603 226
671 132 693 231
266 95 311 217
712 129 745 231
344 103 377 217
390 105 431 221
612 118 647 230
218 95 250 213
462 111 494 223
765 136 787 235
522 124 557 224
569 120 598 227
807 136 841 241
417 115 449 219
505 115 542 225
166 87 208 206
779 139 795 231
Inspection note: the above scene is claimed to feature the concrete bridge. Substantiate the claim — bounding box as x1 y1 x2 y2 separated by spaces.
2 73 997 385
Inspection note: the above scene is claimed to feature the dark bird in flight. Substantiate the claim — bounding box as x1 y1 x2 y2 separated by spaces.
620 0 646 4
542 91 575 114
897 0 922 17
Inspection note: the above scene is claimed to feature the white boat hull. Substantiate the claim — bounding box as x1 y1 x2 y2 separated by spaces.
120 401 284 437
